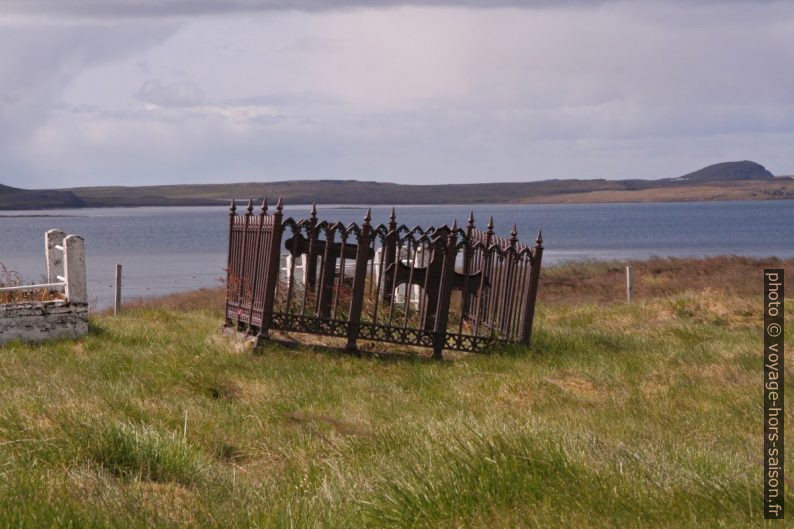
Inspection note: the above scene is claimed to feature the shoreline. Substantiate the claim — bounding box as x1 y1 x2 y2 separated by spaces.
1 195 793 214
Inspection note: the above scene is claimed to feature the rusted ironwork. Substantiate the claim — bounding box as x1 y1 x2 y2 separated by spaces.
223 199 544 358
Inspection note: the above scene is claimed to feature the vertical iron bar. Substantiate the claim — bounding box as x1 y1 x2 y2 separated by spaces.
346 209 372 350
332 230 347 319
512 255 530 340
461 211 475 320
285 241 297 314
472 244 488 338
225 198 237 324
387 238 403 326
247 198 266 330
236 198 253 327
500 224 519 335
402 237 415 329
520 230 544 344
371 232 386 324
382 207 398 301
416 238 428 331
300 219 315 316
489 252 504 339
257 197 284 340
317 226 336 318
431 221 458 359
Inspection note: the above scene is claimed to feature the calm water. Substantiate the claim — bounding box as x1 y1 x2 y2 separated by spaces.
1 200 792 309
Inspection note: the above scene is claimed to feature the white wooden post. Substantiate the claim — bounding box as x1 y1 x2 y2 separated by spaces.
626 266 633 304
45 229 65 284
63 235 87 304
114 264 122 316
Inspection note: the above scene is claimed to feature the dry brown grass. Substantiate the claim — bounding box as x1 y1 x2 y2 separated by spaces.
539 255 794 305
115 255 792 335
118 287 226 313
0 262 64 304
519 179 794 204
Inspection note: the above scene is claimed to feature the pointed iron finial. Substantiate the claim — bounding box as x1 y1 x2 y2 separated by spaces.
451 219 458 231
229 198 237 214
467 211 475 229
310 202 318 223
536 228 543 247
364 207 372 224
509 223 518 246
261 197 268 215
246 197 254 214
487 216 494 233
389 206 396 223
276 196 284 212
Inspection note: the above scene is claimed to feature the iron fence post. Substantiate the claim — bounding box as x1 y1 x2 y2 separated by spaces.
258 197 284 341
431 221 458 359
520 230 544 344
346 208 372 351
318 224 337 318
382 207 398 302
236 198 254 329
306 203 319 290
501 224 519 336
225 198 236 326
462 211 475 319
247 198 267 330
480 216 495 324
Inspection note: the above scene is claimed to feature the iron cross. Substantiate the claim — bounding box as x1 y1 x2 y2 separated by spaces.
385 242 486 330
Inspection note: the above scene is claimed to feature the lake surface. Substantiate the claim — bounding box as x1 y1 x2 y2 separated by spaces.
1 200 792 309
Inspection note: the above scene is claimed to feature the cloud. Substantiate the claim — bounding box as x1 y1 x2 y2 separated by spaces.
0 20 178 186
0 0 776 19
1 1 793 188
279 36 344 54
136 78 205 107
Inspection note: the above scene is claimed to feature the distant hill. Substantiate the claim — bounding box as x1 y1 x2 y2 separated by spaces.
667 161 774 184
0 160 791 210
0 183 85 210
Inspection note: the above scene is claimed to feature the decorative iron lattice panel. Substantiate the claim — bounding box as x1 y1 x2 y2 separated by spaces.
224 199 543 358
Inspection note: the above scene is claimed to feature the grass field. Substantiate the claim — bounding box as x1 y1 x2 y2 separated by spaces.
0 257 791 528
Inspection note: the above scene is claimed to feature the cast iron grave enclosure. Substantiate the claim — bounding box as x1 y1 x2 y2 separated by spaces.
224 199 543 358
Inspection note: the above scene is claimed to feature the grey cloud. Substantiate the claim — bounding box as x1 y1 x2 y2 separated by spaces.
1 92 21 105
0 0 775 19
1 0 792 187
229 92 341 107
136 79 205 107
0 21 178 186
279 36 344 54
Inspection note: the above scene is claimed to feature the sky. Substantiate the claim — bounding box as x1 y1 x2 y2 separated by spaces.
1 0 793 188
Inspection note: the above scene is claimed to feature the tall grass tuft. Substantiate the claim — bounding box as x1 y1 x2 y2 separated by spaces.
85 422 209 486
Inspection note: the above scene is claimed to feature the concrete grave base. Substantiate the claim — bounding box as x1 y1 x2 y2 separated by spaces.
0 300 88 345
